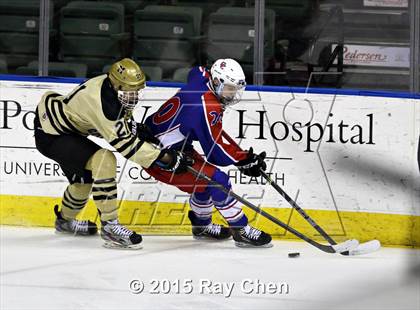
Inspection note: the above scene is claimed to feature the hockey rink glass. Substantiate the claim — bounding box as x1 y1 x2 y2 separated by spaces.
117 88 145 111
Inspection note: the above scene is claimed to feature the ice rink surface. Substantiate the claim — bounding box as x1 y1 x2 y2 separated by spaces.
1 226 419 310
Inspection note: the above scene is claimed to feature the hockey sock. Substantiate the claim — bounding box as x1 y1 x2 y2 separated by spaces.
86 149 119 221
189 192 213 226
209 170 248 227
213 197 248 227
92 177 118 221
60 183 91 220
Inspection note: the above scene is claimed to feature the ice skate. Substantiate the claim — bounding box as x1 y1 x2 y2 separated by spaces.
231 225 272 248
100 220 142 249
188 211 232 241
54 205 97 236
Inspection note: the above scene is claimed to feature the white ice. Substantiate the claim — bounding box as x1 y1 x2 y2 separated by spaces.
1 226 419 310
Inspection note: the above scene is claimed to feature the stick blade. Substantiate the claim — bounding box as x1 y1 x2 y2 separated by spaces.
346 240 381 256
332 239 359 253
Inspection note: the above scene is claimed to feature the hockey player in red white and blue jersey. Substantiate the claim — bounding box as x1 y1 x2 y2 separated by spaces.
145 59 272 247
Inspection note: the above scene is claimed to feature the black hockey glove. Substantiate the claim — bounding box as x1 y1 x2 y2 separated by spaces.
136 123 160 145
154 149 194 174
235 147 267 177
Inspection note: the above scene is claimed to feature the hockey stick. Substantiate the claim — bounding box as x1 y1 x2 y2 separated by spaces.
219 131 380 255
260 171 381 256
186 165 358 254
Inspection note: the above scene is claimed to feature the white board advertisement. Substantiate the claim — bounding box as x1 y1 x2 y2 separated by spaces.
364 0 409 7
0 79 419 218
333 44 410 68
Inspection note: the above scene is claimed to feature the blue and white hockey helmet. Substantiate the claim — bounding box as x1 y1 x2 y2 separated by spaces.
210 58 246 107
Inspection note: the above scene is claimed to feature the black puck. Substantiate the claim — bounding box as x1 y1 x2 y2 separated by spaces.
288 252 300 258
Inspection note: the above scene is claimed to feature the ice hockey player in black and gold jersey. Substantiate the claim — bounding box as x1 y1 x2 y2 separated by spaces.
33 58 189 249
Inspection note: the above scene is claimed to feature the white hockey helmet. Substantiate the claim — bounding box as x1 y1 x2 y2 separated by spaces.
210 58 246 107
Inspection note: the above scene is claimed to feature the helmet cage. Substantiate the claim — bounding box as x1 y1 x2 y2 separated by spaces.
117 88 144 111
213 77 246 107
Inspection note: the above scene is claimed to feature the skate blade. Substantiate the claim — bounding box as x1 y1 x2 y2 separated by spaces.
234 241 273 248
102 241 143 250
193 235 232 241
54 230 97 237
